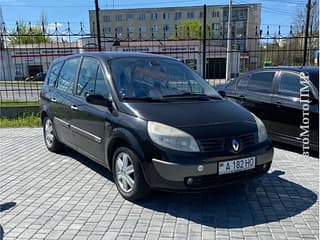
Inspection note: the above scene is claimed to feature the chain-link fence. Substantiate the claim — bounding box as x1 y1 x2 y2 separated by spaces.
0 20 318 102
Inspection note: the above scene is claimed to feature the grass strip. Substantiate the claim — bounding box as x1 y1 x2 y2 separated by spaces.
0 113 41 128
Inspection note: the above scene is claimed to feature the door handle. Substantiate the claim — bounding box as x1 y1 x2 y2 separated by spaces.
70 105 79 111
275 101 282 107
51 98 57 103
239 95 245 101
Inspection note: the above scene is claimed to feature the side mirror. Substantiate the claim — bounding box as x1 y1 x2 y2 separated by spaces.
218 90 226 98
86 94 112 107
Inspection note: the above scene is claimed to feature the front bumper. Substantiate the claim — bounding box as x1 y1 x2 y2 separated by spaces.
143 140 273 191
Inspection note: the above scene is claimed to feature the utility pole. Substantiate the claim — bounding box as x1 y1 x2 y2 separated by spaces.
303 0 311 66
94 0 102 51
225 0 232 81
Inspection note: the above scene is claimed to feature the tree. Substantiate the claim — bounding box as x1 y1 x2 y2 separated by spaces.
293 0 319 34
8 21 51 44
171 19 213 40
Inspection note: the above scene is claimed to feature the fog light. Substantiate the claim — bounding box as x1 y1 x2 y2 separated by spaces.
186 177 193 185
197 165 204 172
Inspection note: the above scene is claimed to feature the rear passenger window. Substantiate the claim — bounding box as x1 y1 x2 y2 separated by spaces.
77 58 98 97
56 58 80 94
247 71 275 93
95 66 109 98
47 61 63 87
278 72 301 97
237 74 249 90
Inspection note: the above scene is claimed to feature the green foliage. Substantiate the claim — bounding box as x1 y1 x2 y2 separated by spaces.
8 21 51 44
171 19 213 40
0 113 41 128
0 101 39 107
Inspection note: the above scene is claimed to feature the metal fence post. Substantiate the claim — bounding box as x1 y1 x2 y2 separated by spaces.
202 4 206 79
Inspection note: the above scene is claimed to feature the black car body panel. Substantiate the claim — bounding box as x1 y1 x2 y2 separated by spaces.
40 52 273 194
217 66 319 152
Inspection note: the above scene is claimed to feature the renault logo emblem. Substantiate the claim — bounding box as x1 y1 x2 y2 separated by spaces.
232 139 240 152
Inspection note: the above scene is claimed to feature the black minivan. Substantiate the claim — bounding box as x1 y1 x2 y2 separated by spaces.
40 52 273 200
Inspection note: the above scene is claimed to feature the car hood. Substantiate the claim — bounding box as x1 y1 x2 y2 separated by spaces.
120 99 256 137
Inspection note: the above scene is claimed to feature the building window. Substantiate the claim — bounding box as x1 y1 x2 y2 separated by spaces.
15 63 24 77
139 13 146 21
163 12 169 20
115 27 123 33
163 25 169 32
187 12 194 19
236 21 244 29
212 11 220 18
103 27 111 34
212 23 220 30
116 15 122 22
152 25 158 32
140 26 146 33
151 12 158 21
127 14 134 21
127 26 134 33
103 15 110 22
175 12 182 20
199 11 203 18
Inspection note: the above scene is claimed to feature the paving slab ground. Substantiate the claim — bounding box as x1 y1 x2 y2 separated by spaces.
0 128 319 240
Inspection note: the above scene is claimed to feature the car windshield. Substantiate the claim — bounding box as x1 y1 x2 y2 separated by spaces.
108 57 221 100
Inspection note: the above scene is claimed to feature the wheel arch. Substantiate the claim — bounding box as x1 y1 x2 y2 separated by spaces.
106 128 145 171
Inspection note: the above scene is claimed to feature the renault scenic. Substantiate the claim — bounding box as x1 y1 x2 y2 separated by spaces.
40 52 273 200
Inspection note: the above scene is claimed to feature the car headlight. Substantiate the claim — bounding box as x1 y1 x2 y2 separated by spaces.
147 121 200 152
252 114 268 143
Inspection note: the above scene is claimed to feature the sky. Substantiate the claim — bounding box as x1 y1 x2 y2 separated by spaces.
0 0 308 35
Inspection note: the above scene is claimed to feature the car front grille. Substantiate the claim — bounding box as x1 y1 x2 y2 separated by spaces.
198 132 258 153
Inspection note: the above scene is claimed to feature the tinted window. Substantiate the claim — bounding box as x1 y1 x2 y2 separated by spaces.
278 72 301 97
77 58 98 97
47 61 63 87
95 66 109 98
56 58 80 93
237 75 249 89
248 71 275 93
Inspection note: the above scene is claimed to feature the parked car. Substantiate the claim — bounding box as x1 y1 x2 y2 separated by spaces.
40 52 273 200
25 72 46 81
216 66 319 152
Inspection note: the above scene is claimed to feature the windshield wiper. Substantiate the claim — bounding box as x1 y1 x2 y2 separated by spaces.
163 92 221 99
122 97 168 102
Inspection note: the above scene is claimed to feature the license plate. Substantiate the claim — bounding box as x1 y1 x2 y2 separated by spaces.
218 157 256 175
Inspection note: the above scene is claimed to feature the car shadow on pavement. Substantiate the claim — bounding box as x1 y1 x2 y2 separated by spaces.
61 147 114 182
140 170 318 228
0 202 16 212
0 202 16 240
63 147 317 228
0 224 3 240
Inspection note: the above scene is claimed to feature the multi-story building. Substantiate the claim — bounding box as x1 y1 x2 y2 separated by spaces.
89 4 261 52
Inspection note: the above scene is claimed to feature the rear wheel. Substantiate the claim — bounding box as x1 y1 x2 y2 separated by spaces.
112 147 151 201
43 117 63 152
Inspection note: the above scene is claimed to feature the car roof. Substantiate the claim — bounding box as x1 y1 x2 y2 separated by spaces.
264 66 319 74
52 51 177 63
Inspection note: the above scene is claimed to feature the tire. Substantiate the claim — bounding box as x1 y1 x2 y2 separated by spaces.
112 147 151 201
43 117 63 153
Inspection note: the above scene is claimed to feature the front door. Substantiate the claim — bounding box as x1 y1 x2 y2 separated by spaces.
71 57 112 163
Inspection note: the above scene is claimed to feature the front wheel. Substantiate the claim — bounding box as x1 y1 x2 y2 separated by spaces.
43 117 63 153
112 147 151 201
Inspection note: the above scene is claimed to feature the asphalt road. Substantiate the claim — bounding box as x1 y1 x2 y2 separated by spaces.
0 128 318 240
